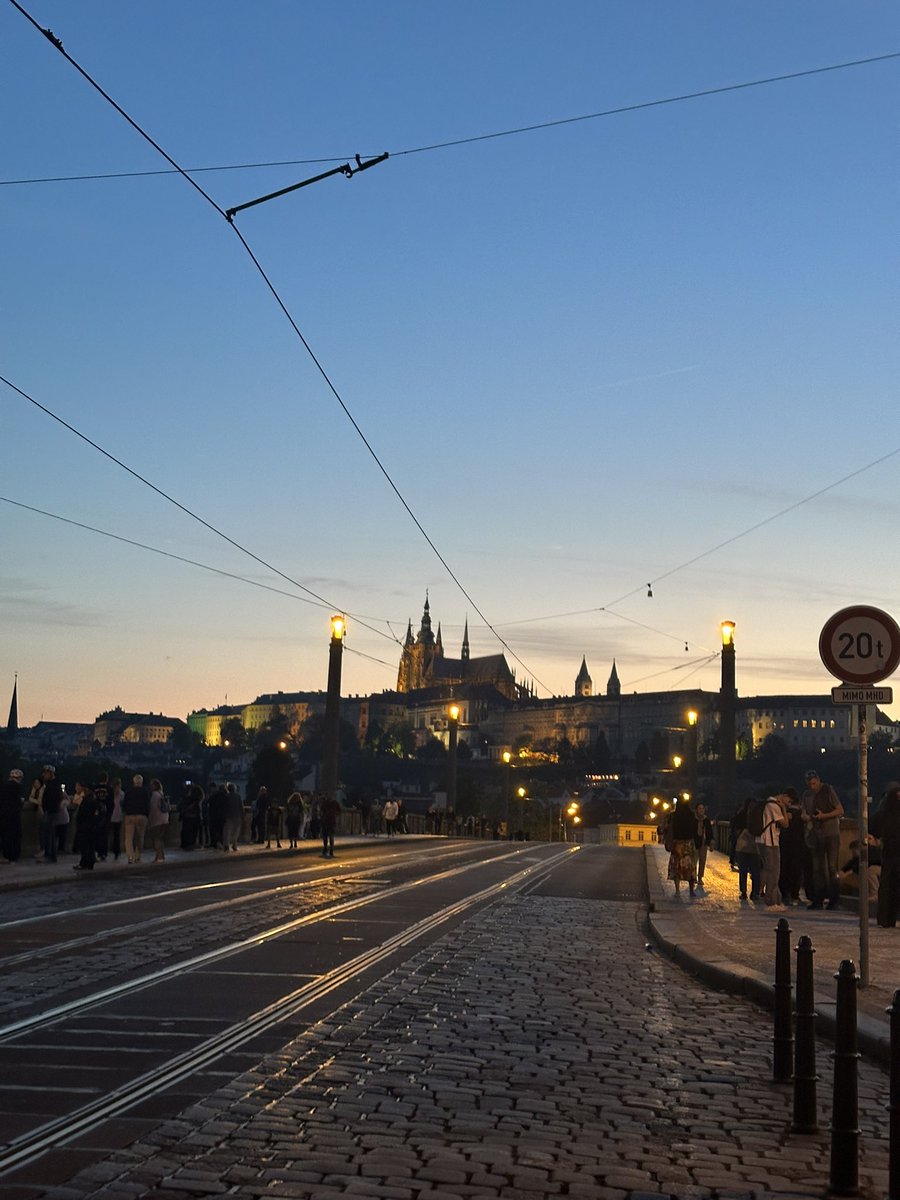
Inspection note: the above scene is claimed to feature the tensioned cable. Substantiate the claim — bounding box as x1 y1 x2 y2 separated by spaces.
623 654 718 690
8 1 550 696
0 372 398 647
495 444 900 634
3 51 897 187
0 493 402 670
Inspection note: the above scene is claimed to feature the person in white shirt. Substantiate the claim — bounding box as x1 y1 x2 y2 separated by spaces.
755 789 797 911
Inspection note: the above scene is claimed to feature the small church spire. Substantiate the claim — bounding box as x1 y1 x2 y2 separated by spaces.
6 674 18 735
461 618 470 661
606 659 621 699
575 656 592 697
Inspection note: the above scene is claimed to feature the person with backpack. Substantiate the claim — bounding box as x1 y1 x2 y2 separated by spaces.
731 797 759 902
148 778 170 863
752 789 796 911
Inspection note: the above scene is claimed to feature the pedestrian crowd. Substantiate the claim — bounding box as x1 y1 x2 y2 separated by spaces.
0 768 351 869
661 767 900 928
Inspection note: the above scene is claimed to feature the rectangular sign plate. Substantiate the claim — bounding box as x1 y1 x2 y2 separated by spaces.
831 685 893 705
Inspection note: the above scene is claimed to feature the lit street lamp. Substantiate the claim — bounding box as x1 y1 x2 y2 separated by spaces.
502 750 512 839
517 785 526 840
447 703 460 816
322 614 345 806
719 620 736 813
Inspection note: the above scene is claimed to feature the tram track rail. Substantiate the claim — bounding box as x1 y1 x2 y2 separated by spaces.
0 841 506 970
0 845 547 1042
0 846 573 1177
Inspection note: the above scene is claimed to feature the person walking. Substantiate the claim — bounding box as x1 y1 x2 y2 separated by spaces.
93 773 111 862
801 769 844 909
0 768 24 863
73 781 106 871
694 802 714 888
254 786 269 845
285 793 303 849
778 794 806 905
222 783 243 851
319 792 341 858
871 780 900 928
207 782 228 850
108 777 124 860
382 797 399 837
148 778 170 863
38 765 62 863
122 774 151 864
180 783 202 850
667 795 697 897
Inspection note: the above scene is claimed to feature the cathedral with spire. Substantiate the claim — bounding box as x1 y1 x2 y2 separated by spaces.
396 594 532 702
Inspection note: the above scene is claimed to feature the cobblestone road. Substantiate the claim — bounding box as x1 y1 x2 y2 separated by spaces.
46 892 891 1200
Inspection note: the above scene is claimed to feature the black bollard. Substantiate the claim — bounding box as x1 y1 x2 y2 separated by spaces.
830 959 860 1196
887 989 900 1200
792 934 819 1134
773 916 793 1082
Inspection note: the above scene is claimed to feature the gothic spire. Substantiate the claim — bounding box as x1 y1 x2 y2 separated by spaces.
6 674 18 735
606 659 621 699
461 618 470 661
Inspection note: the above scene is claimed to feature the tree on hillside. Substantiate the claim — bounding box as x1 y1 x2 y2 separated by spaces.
247 745 293 801
221 717 247 752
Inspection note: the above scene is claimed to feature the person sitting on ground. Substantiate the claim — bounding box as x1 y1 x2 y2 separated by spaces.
837 838 881 905
871 781 900 928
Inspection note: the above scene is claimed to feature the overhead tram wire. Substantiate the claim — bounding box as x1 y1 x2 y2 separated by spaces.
0 494 416 678
0 372 394 648
3 51 898 188
495 442 900 645
9 0 551 698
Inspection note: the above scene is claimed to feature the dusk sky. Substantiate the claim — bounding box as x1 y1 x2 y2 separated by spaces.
3 2 898 727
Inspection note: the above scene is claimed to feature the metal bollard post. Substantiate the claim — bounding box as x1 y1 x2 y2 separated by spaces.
792 934 819 1134
773 916 793 1082
887 989 900 1200
830 959 860 1196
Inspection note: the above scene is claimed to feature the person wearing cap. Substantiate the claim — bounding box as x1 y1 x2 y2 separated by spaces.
0 769 25 863
801 769 844 909
871 781 900 928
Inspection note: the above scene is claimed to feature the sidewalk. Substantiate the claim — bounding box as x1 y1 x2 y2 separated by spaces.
645 842 899 1063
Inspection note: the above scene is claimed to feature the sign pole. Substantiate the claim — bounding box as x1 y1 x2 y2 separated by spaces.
818 603 900 992
858 702 870 989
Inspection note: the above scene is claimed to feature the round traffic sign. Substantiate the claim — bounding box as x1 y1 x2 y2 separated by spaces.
818 605 900 685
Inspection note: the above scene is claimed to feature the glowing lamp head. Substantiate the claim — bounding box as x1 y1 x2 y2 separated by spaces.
448 704 460 722
502 750 512 765
331 614 345 640
720 620 735 647
517 786 526 799
687 710 698 727
673 755 683 769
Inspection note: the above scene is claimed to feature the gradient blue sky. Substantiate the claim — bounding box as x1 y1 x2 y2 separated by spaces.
3 2 898 726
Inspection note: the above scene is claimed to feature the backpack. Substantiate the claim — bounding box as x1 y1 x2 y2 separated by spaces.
746 798 767 838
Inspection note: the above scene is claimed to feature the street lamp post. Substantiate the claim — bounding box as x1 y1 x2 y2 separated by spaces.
517 785 526 840
322 615 345 805
447 704 460 816
719 621 736 813
686 709 699 799
502 750 512 839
